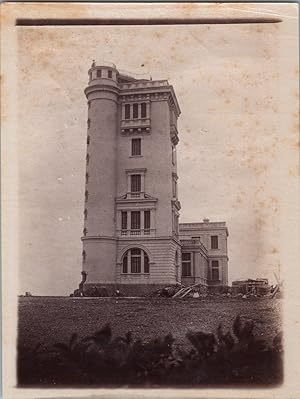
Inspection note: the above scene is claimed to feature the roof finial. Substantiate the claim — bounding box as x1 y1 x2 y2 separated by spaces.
91 59 96 67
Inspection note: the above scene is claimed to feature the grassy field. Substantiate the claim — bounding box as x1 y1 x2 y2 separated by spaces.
18 296 282 350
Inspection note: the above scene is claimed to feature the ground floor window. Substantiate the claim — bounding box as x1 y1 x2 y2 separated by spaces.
211 260 219 280
122 248 150 274
182 252 192 277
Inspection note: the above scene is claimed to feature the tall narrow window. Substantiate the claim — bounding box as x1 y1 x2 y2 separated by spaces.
131 211 140 230
144 252 149 273
96 69 101 78
175 215 179 235
125 104 130 120
85 190 89 202
144 210 150 230
131 174 141 193
141 103 147 118
131 249 141 273
85 172 89 184
131 138 141 156
211 236 218 249
107 70 112 78
86 153 90 165
121 211 127 230
211 260 219 280
82 250 86 262
172 179 177 198
122 253 128 273
84 209 88 220
182 253 191 277
133 103 139 119
87 119 90 129
87 136 90 145
172 146 176 165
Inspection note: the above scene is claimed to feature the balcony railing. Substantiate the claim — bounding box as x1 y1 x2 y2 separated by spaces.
120 118 151 135
180 239 208 254
119 80 169 90
121 118 150 128
118 229 155 237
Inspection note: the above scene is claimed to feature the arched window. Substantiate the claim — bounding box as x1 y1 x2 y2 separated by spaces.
122 248 150 274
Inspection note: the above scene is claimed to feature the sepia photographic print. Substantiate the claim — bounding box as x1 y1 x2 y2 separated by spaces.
1 2 300 398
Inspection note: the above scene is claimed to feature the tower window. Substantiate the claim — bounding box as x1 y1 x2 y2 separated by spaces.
96 69 102 78
122 248 150 274
87 136 90 145
83 227 87 236
141 103 147 118
182 253 191 277
82 250 86 262
131 138 141 156
172 146 176 165
144 254 149 273
84 209 88 220
211 260 219 280
133 103 139 119
144 210 150 230
85 190 89 201
131 174 141 193
107 70 112 78
131 211 140 230
122 253 128 273
172 179 177 198
121 211 127 230
125 104 130 120
131 248 141 273
211 236 219 249
86 153 90 165
87 119 90 129
85 172 89 184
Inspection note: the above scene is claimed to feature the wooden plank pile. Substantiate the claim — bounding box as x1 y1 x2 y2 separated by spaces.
172 283 203 298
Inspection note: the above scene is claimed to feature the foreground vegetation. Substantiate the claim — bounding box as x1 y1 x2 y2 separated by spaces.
18 315 282 387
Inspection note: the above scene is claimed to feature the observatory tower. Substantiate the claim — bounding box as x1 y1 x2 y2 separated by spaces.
81 62 182 295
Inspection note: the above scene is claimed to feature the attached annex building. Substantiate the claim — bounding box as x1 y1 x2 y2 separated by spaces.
81 62 228 295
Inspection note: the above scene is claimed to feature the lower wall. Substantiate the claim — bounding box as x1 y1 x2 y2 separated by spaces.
83 282 174 297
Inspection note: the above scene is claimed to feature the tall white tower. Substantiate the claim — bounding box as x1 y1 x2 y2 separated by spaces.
81 62 182 296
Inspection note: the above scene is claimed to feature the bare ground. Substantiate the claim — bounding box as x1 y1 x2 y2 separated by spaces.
18 297 282 350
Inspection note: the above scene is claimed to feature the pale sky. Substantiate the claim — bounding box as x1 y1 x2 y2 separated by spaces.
16 9 298 295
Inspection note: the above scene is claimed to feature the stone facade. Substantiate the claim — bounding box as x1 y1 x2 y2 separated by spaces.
81 62 228 295
179 221 229 287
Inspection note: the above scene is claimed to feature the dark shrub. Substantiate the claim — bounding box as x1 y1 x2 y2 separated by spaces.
18 316 283 387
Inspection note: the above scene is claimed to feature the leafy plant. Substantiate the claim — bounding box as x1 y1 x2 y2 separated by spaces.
18 316 283 387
